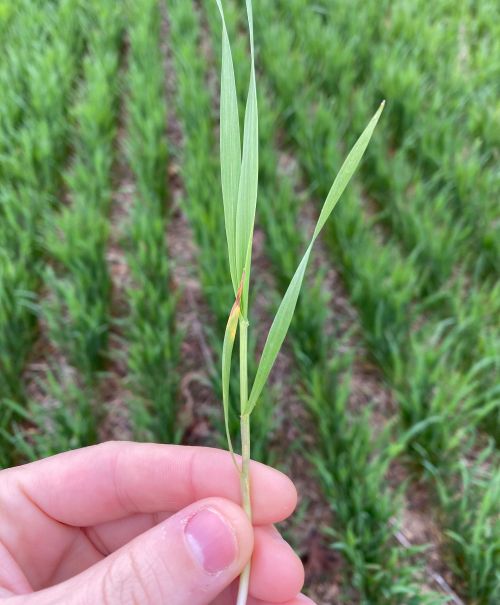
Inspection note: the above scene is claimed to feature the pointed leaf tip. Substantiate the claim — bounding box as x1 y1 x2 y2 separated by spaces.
217 0 241 294
246 103 384 414
235 0 258 314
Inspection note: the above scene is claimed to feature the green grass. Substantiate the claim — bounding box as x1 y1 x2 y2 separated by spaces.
305 358 445 604
0 0 86 466
42 0 122 380
123 0 181 444
280 0 499 282
437 451 500 605
0 1 498 602
253 0 500 600
253 0 498 461
4 0 124 462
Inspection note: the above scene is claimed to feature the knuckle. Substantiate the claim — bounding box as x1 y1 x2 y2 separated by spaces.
101 550 158 605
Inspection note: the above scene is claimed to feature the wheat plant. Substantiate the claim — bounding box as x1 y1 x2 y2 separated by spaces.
215 1 384 602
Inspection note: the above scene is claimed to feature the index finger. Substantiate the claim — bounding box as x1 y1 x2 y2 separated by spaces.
6 441 297 527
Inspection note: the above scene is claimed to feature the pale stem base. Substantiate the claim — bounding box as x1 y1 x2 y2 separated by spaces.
236 413 252 605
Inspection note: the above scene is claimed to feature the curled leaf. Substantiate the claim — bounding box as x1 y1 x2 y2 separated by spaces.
222 273 245 467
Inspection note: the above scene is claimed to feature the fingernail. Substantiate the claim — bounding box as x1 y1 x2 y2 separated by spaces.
297 595 316 604
185 508 237 573
269 525 287 542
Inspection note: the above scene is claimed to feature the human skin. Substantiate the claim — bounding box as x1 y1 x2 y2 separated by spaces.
0 441 316 605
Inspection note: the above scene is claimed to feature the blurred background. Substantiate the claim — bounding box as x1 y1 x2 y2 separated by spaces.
0 0 498 603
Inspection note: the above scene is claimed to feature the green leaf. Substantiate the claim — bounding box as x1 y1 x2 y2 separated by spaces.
244 244 312 416
313 101 385 240
244 102 385 414
235 0 258 316
216 0 241 293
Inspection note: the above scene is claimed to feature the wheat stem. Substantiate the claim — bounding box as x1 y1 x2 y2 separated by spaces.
237 414 252 605
237 317 252 605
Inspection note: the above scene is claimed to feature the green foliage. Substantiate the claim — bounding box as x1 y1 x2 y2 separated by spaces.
3 370 100 462
216 0 241 292
437 450 500 605
0 0 86 465
246 103 384 415
124 0 181 443
0 2 498 602
1 1 125 464
306 358 443 604
214 1 382 460
43 208 111 378
280 0 499 282
393 320 499 471
253 0 499 601
42 1 123 383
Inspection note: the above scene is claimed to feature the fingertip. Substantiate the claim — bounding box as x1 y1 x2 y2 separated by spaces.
250 461 298 523
250 526 304 602
295 595 316 604
250 594 316 605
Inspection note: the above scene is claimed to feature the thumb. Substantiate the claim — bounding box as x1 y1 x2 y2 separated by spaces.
23 498 254 605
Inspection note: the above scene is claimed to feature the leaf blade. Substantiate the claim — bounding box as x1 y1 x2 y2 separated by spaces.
235 0 258 315
216 0 241 293
313 101 385 241
245 102 385 414
244 244 312 414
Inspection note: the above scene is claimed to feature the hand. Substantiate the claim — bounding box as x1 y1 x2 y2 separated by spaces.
0 441 315 604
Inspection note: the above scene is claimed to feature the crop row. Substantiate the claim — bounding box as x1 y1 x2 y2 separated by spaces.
275 0 499 452
0 0 86 466
6 0 124 462
255 0 499 467
123 0 181 444
283 0 499 283
252 1 499 601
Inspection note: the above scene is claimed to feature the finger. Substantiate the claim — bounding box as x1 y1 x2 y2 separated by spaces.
247 596 315 605
0 541 32 595
15 498 253 605
87 521 304 603
249 526 304 602
216 589 316 605
251 596 316 605
49 520 304 597
47 512 174 585
11 441 297 527
85 512 172 555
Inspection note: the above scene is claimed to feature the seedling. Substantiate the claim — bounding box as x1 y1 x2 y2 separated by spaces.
215 1 383 602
